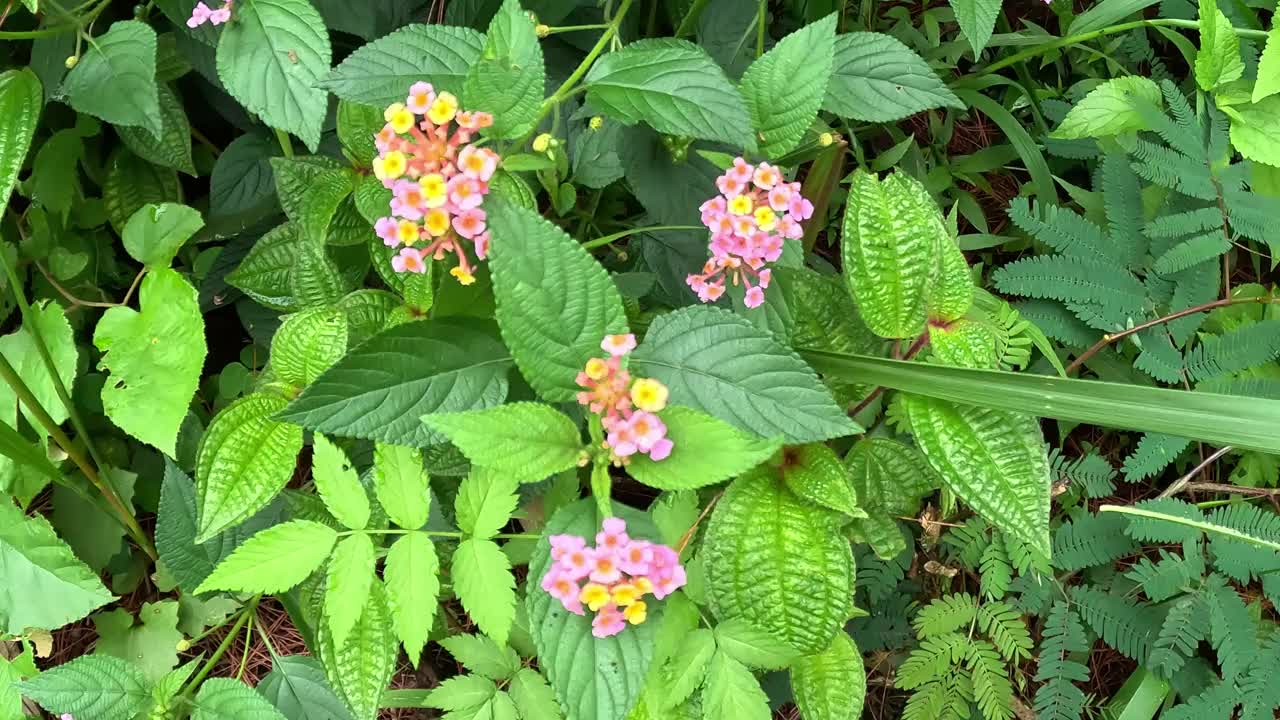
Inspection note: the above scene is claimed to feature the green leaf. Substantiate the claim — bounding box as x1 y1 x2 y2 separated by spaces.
823 32 964 122
463 0 545 139
0 499 113 634
318 582 397 720
702 651 770 720
193 678 288 719
780 444 865 518
844 437 938 515
0 69 41 220
194 520 337 594
270 308 349 389
929 236 975 322
626 406 782 491
121 203 203 269
790 632 867 720
840 169 942 339
116 84 196 176
321 24 484 106
325 533 376 649
311 435 371 531
528 500 659 720
258 656 354 720
216 0 332 151
279 319 512 447
94 268 206 456
336 100 381 163
1195 0 1244 91
631 306 858 443
426 674 498 713
1255 9 1280 103
103 150 182 232
49 469 135 573
739 14 836 158
440 634 521 680
384 532 441 667
703 470 853 654
947 0 1000 55
456 467 520 540
453 537 517 646
0 300 78 433
196 392 303 541
487 199 628 401
425 403 583 482
654 627 714 708
1050 76 1162 139
899 395 1051 569
17 655 149 720
60 21 161 136
297 168 356 244
1229 96 1280 168
651 491 699 547
584 38 754 148
373 444 431 530
210 134 279 227
93 601 183 683
508 668 562 720
714 617 803 670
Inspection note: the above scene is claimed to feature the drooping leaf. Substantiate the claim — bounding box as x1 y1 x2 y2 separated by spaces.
452 537 517 647
60 21 161 136
318 582 398 720
424 403 584 482
257 656 354 720
626 406 783 490
18 655 150 720
463 0 545 138
790 632 867 720
384 532 441 667
311 435 371 531
0 69 42 219
194 520 337 594
823 32 964 122
193 678 288 719
738 14 836 158
324 532 376 649
320 24 484 106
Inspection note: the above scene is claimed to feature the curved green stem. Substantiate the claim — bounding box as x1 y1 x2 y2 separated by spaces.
180 598 259 699
581 225 703 250
755 0 767 57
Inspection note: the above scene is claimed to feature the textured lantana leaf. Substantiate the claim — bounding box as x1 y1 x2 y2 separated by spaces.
928 319 1000 369
780 444 865 518
703 469 854 654
298 168 357 245
899 394 1052 569
584 38 754 149
843 438 939 516
790 632 867 720
630 306 859 443
385 532 441 667
270 307 349 389
929 236 975 322
60 21 161 136
487 198 628 401
325 533 376 649
318 581 398 720
840 169 943 339
0 69 41 219
701 651 771 720
463 0 545 139
528 500 660 720
271 156 344 222
278 318 512 447
321 24 484 106
94 268 206 456
452 538 517 647
192 678 288 719
102 150 181 232
117 84 196 176
193 520 337 594
1050 76 1161 139
17 655 149 720
226 223 304 311
424 402 584 482
373 443 431 530
626 406 783 491
823 32 964 122
311 434 371 531
739 14 836 159
216 0 331 151
196 392 303 541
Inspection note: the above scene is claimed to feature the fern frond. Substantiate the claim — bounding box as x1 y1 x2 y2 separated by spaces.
1196 376 1280 399
1147 80 1206 159
1008 197 1114 260
966 639 1015 720
1003 532 1051 576
902 673 973 720
1033 601 1090 720
1127 139 1218 200
1162 680 1241 720
1206 503 1280 583
1239 632 1280 720
1225 186 1280 250
1204 574 1258 682
856 546 911 606
1144 207 1224 238
913 594 979 638
1133 330 1185 384
1167 260 1218 346
1051 449 1117 499
979 540 1012 601
976 602 1033 662
1009 574 1053 616
993 256 1146 326
1122 498 1206 543
1053 509 1138 571
1149 593 1209 676
942 516 992 569
1013 300 1099 347
897 632 970 689
1100 151 1146 268
1124 545 1204 602
1070 586 1157 662
1185 319 1280 382
1121 433 1192 482
1152 232 1230 275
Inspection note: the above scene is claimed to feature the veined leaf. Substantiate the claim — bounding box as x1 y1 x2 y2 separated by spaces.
385 532 441 667
780 443 865 518
714 617 802 670
439 634 521 680
311 435 371 531
121 203 203 269
702 651 770 720
844 437 939 516
424 403 583 482
318 581 397 720
453 537 517 646
739 14 836 159
258 656 353 720
948 0 1000 55
0 69 42 219
0 301 78 434
117 84 195 176
655 628 715 707
425 675 498 714
463 0 545 139
271 307 349 389
60 21 161 136
626 406 782 490
325 533 376 649
194 520 337 594
193 678 288 719
1195 0 1244 91
1050 76 1161 139
1255 10 1280 103
507 668 561 720
790 632 867 720
103 150 181 232
18 655 149 720
1228 96 1280 169
373 443 431 530
455 467 519 540
823 32 964 122
321 24 483 106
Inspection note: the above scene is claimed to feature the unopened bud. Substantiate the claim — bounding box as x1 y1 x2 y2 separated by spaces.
64 55 79 69
589 116 604 130
818 132 835 147
175 639 191 652
535 23 550 37
532 133 553 153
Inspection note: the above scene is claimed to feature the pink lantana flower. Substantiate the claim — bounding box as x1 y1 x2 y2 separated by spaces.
188 0 232 27
575 338 675 464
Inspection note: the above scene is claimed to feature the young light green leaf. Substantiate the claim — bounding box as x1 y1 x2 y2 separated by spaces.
1256 10 1280 103
463 0 545 139
652 491 700 547
298 168 357 244
374 443 431 529
321 24 483 106
194 520 337 594
258 656 354 720
1228 96 1280 168
823 32 964 122
1195 0 1244 91
311 435 371 531
507 668 562 720
626 406 782 490
226 223 304 311
739 14 836 158
116 84 196 176
714 617 803 670
270 307 349 389
385 532 440 667
456 468 519 540
584 38 754 148
93 601 183 683
216 0 332 150
657 628 715 708
121 203 203 269
453 538 517 647
425 674 499 713
844 437 939 516
317 582 397 720
947 0 1000 55
439 634 521 680
196 392 303 541
790 632 867 720
424 403 583 482
487 199 629 401
325 533 376 649
102 149 182 232
193 678 288 719
702 651 770 720
0 499 114 634
1050 76 1162 139
94 268 206 456
0 300 78 433
930 236 975 323
780 444 865 518
60 21 161 136
0 69 42 220
17 655 149 720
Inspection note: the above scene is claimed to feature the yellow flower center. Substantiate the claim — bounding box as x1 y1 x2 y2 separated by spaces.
585 358 609 380
449 267 476 285
623 601 647 625
728 194 753 215
424 209 450 237
427 92 459 125
382 152 407 179
630 378 669 412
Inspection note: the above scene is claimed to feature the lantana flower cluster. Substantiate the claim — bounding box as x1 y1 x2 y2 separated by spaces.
577 335 673 463
687 157 814 308
187 1 232 26
371 82 500 286
542 518 687 638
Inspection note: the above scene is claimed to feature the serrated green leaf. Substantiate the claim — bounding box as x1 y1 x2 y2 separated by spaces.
321 24 484 106
464 0 545 139
385 532 440 667
844 437 938 516
93 601 183 683
1256 10 1280 103
900 395 1051 569
196 392 303 541
456 467 519 540
311 435 371 531
226 223 304 310
94 268 206 456
654 628 714 708
318 581 397 720
336 100 381 164
948 0 1000 55
1196 0 1244 91
584 39 754 148
1229 96 1280 168
713 617 803 670
508 668 562 720
193 678 288 719
453 538 517 646
790 632 866 720
487 199 628 401
823 32 964 122
195 520 336 594
0 69 40 216
258 655 354 720
840 169 942 339
0 499 114 634
279 319 512 447
702 651 770 720
780 444 865 518
929 319 999 369
325 533 376 649
425 674 499 713
440 634 521 680
60 21 161 136
739 14 835 158
216 0 331 151
271 308 349 389
210 133 279 227
703 470 853 654
626 406 782 491
117 84 195 176
103 149 181 232
425 403 583 482
1050 76 1162 139
631 306 858 442
50 469 135 573
121 203 203 269
373 443 431 530
930 236 975 322
0 300 78 435
17 655 149 720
